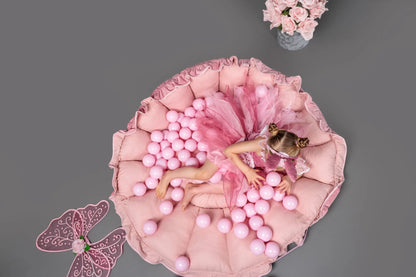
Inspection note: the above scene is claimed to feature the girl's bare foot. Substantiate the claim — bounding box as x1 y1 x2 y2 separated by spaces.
155 171 171 199
182 183 197 210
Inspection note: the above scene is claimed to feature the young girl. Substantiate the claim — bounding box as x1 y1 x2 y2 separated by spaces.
155 85 310 209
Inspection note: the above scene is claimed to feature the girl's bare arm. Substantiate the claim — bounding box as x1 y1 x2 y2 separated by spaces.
224 137 265 188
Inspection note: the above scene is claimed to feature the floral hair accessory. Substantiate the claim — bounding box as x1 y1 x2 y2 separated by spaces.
36 200 126 277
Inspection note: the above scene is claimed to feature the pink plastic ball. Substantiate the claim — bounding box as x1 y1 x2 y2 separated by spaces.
196 151 207 164
180 116 191 128
150 130 163 143
266 172 281 187
209 171 222 183
162 147 175 160
150 166 164 179
166 131 179 143
197 142 208 152
192 131 202 142
142 154 156 167
156 152 163 159
255 85 268 98
184 139 197 152
265 242 280 258
145 177 158 189
132 182 147 196
147 142 161 155
184 107 196 118
185 157 199 167
171 187 184 201
179 128 192 140
217 218 232 233
177 112 185 123
175 256 190 272
160 140 170 150
163 130 169 140
159 200 173 215
166 110 179 122
168 178 181 188
188 118 198 131
231 208 246 223
243 203 257 218
168 122 181 131
167 157 180 170
192 98 206 111
143 220 158 235
155 158 167 170
249 215 264 231
259 185 274 200
177 149 191 162
250 239 266 255
196 214 211 228
247 188 260 203
255 199 270 215
257 226 273 242
282 195 298 210
233 223 249 239
236 194 248 207
171 139 185 151
273 190 286 202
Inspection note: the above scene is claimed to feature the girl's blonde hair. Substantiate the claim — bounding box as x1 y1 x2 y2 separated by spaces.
267 123 309 157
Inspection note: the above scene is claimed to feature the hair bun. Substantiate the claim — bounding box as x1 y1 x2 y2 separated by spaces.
296 137 309 149
268 123 279 136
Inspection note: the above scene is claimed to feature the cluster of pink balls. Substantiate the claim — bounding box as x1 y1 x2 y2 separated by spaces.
132 98 208 204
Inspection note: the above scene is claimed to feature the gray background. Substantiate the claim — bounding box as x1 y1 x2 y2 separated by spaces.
1 0 415 276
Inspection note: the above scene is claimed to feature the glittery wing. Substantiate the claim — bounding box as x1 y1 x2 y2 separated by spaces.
67 251 110 277
284 159 298 182
265 154 281 171
89 228 127 269
77 200 109 236
36 209 83 252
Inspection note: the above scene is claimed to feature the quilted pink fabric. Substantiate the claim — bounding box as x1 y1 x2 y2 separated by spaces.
109 56 347 276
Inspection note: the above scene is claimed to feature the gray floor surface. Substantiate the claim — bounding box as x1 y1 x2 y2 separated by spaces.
1 0 415 276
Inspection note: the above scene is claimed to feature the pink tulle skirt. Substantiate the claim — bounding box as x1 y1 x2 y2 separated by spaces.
196 85 302 208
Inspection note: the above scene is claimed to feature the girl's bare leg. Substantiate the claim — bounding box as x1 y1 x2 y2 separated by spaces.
182 182 224 210
155 160 218 199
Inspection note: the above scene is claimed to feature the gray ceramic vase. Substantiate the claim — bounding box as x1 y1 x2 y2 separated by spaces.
277 30 309 51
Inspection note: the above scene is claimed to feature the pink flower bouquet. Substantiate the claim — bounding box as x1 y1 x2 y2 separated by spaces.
263 0 328 41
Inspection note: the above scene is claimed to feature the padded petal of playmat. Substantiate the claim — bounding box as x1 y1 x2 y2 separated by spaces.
109 56 347 277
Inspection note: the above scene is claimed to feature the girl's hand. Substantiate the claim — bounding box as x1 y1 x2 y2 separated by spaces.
244 168 265 189
277 175 293 194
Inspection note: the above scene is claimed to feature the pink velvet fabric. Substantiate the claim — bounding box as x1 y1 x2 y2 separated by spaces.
109 56 347 276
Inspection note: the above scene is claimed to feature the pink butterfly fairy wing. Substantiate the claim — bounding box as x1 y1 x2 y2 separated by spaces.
36 209 83 252
67 251 110 277
77 200 109 236
89 228 127 269
66 228 126 277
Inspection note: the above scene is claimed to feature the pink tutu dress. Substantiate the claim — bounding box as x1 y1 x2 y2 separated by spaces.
197 85 310 208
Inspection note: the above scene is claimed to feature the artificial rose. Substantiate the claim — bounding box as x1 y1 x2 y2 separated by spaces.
271 14 284 29
309 2 328 19
283 0 298 7
289 7 308 22
300 0 318 9
298 18 318 40
273 0 288 11
281 15 297 35
72 238 86 254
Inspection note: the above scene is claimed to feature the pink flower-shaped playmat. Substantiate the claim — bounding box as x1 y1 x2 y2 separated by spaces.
108 56 347 277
